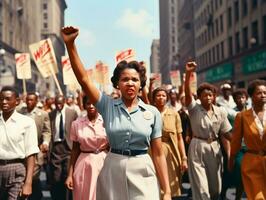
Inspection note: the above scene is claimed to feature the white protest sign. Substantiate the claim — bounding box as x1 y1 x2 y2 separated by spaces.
29 38 58 78
15 53 31 79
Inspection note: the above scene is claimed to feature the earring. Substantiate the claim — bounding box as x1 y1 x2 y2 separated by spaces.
116 86 119 89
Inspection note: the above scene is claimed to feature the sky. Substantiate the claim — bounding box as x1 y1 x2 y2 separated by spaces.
65 0 160 74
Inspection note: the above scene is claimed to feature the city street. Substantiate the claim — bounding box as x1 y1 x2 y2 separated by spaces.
40 171 247 200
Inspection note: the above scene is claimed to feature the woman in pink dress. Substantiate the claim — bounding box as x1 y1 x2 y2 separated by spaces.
65 95 109 200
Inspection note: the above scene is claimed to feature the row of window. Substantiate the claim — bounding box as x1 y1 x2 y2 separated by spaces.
197 15 266 68
195 0 264 31
196 14 224 49
194 0 223 12
197 41 224 68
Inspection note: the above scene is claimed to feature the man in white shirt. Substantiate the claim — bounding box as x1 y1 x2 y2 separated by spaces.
0 86 39 200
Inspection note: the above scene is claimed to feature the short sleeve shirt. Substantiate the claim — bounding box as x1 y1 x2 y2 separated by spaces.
0 111 39 159
188 98 232 138
95 92 162 150
70 115 108 152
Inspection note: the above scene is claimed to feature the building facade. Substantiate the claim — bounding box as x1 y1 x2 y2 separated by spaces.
178 0 195 75
193 0 266 88
0 0 67 97
150 39 160 73
159 0 182 84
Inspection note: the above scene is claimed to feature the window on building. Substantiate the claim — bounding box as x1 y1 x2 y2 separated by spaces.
213 47 216 63
172 36 175 43
9 31 13 46
0 22 2 40
43 3 47 9
242 26 248 49
212 24 215 38
43 22 48 28
43 12 48 19
234 1 239 23
208 49 211 65
228 7 232 28
171 6 174 14
263 15 266 42
215 0 218 10
172 46 175 52
220 0 223 6
215 19 219 36
251 20 258 46
235 32 240 53
221 41 224 59
228 36 233 56
210 1 214 13
220 14 224 33
242 0 248 17
172 17 176 24
252 0 258 9
216 44 220 61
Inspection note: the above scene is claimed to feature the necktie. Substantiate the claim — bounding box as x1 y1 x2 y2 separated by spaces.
59 112 64 140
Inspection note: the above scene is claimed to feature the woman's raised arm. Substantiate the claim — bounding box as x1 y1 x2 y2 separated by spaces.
61 26 100 104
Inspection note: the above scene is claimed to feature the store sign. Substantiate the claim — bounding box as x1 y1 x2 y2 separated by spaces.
242 50 266 74
205 63 233 82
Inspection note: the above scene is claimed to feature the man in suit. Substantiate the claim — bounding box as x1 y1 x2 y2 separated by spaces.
18 92 52 200
49 95 78 200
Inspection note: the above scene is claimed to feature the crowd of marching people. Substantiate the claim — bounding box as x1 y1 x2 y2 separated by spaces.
0 25 265 200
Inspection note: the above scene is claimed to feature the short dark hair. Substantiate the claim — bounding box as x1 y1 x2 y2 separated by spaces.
247 79 266 97
111 61 147 89
82 95 89 106
197 82 217 97
27 91 38 99
232 88 248 101
152 87 169 102
0 86 19 98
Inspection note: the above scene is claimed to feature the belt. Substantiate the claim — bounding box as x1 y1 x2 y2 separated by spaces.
81 149 106 154
0 159 24 165
193 136 218 144
111 148 147 156
246 149 266 156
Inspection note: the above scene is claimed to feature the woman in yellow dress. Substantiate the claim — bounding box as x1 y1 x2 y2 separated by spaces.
153 87 188 199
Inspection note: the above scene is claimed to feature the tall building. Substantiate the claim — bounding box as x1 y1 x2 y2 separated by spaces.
150 39 160 73
193 0 266 87
178 0 195 74
0 0 67 97
159 0 181 84
41 0 67 96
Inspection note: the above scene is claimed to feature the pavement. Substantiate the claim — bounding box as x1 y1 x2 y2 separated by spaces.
40 171 247 200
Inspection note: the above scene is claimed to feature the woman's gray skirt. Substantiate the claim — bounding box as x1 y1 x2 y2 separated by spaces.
96 152 160 200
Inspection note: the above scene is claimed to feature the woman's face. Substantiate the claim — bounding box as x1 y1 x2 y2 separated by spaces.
235 94 247 107
252 85 266 106
118 68 141 101
84 101 97 117
154 90 168 108
199 89 215 106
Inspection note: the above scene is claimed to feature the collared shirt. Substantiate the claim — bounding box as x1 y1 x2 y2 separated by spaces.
54 106 66 142
252 105 266 139
0 110 39 159
70 115 108 152
96 92 162 150
188 98 232 139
